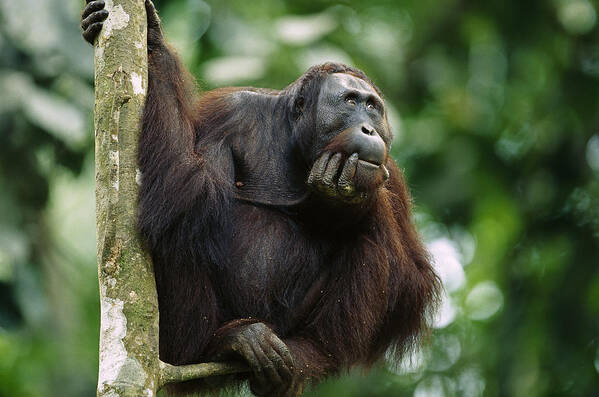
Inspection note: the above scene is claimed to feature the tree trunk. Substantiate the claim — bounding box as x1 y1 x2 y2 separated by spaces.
93 1 246 396
94 0 160 395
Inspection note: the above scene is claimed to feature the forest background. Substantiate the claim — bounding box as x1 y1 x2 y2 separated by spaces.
0 0 598 395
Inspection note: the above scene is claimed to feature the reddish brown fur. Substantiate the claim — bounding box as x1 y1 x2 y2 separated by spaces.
138 29 440 396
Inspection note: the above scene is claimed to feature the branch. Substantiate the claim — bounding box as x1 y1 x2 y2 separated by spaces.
158 361 249 387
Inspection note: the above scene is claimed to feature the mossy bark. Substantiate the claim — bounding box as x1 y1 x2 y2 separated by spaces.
94 0 159 395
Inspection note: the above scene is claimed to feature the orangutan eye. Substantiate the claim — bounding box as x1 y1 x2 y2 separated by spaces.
344 93 358 105
366 99 382 113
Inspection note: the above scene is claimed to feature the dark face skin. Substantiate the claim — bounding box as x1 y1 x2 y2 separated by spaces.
307 73 391 204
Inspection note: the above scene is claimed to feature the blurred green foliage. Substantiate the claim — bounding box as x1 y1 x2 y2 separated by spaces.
0 0 598 396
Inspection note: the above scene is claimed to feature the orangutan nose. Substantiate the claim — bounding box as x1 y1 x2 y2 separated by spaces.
361 124 376 136
349 123 385 166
